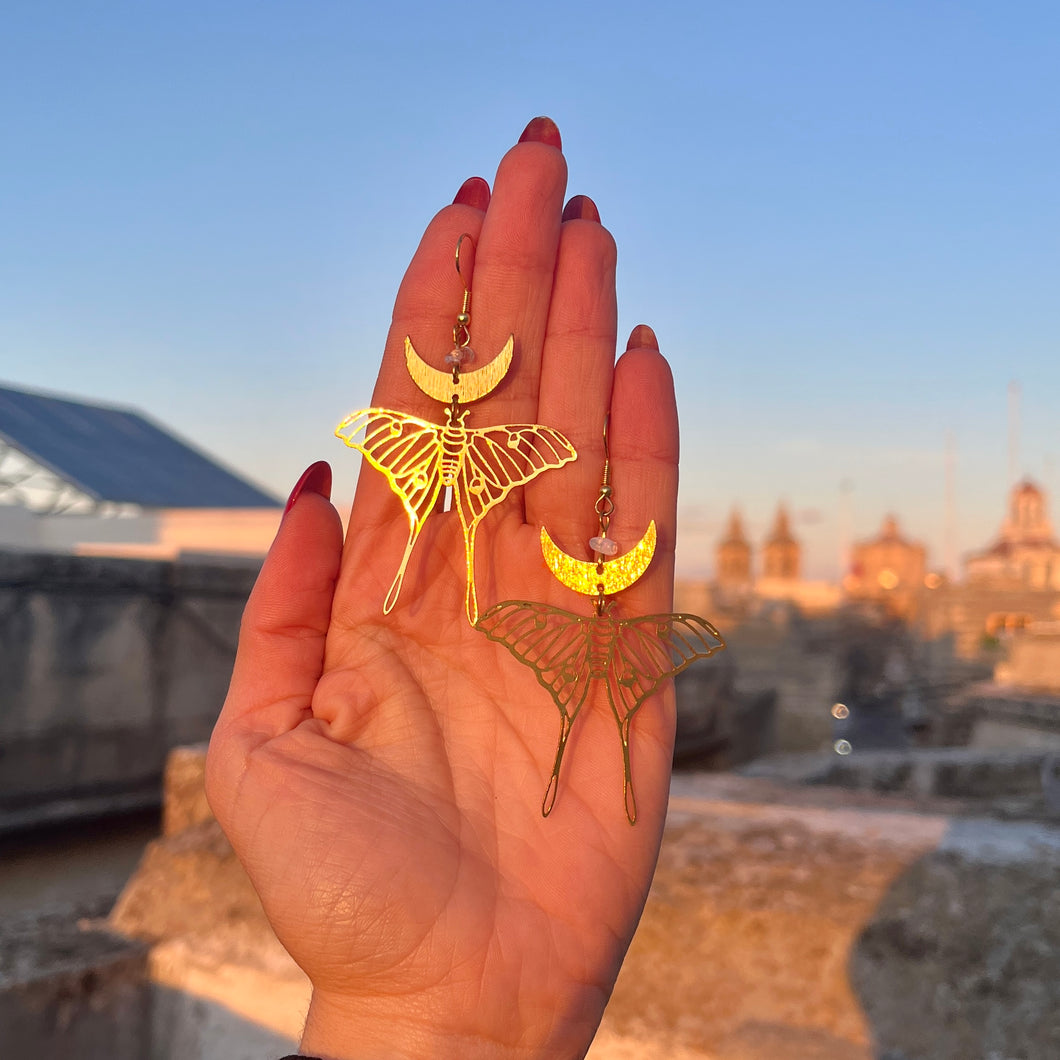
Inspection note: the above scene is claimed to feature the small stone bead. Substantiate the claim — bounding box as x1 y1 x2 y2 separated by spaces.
590 535 619 556
445 345 475 367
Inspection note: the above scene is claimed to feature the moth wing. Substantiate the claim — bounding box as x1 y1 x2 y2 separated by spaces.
477 600 599 815
604 612 726 824
452 423 577 624
335 408 445 529
455 423 577 530
606 612 727 727
334 407 445 611
475 601 594 723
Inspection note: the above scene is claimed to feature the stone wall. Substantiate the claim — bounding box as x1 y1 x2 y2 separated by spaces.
0 550 257 832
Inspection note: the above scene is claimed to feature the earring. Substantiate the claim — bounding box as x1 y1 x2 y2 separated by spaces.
476 416 726 824
336 234 577 625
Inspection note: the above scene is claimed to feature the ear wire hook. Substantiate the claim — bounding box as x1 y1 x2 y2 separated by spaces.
595 413 614 521
447 233 476 385
454 232 474 284
453 233 474 347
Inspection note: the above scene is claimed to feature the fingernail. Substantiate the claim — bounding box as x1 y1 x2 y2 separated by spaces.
626 324 659 352
519 116 562 150
284 460 332 516
453 176 490 211
562 195 600 223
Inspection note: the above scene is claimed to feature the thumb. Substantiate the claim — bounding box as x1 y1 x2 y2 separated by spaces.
207 462 343 795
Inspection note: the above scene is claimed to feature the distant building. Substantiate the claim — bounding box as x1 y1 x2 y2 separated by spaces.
920 479 1060 655
965 478 1060 591
715 509 753 598
0 382 282 559
755 503 841 614
845 515 926 619
761 504 800 581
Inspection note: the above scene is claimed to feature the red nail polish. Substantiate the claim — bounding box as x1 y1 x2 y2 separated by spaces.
284 461 332 516
519 116 562 150
453 176 491 211
562 195 600 223
625 325 659 353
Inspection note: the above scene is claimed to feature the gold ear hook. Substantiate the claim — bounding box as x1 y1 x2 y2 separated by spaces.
454 232 474 284
595 413 614 521
453 233 474 348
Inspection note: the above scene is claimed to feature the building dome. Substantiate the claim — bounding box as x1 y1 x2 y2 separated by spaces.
1004 478 1053 545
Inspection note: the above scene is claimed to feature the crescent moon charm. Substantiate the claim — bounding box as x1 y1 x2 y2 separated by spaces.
540 521 657 596
405 334 514 404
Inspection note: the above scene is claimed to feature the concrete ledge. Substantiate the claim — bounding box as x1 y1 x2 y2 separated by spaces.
740 747 1060 821
110 812 309 1046
101 749 1060 1060
0 911 149 1057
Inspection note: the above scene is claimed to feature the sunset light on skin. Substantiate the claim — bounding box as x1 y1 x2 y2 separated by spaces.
2 2 1058 580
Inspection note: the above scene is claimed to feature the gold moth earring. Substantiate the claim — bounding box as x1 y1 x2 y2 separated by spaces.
336 234 577 625
475 416 726 824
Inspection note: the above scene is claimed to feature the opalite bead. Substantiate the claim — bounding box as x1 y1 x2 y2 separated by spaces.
590 535 619 556
445 345 476 367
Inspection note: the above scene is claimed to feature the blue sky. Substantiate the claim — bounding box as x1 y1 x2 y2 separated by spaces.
2 1 1057 578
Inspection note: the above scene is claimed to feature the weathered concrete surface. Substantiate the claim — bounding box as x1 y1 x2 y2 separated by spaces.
110 817 308 1045
0 550 256 832
0 811 160 1057
149 983 298 1060
0 910 149 1058
674 655 778 768
742 747 1060 821
853 819 1060 1060
99 747 1060 1060
163 744 215 837
604 777 947 1059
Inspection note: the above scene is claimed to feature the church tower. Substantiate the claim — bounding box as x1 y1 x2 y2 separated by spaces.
762 504 801 581
1002 479 1053 545
965 478 1060 590
715 508 752 591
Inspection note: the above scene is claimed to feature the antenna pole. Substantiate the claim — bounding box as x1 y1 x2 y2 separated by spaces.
945 431 957 580
1008 379 1021 488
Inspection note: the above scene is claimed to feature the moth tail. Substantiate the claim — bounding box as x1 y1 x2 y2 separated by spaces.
542 715 574 817
620 718 637 825
383 526 420 614
462 520 479 626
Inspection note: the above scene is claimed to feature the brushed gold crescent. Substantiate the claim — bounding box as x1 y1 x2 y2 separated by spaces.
540 520 657 596
405 335 514 404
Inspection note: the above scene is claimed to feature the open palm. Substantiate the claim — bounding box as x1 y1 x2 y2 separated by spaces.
206 118 685 1060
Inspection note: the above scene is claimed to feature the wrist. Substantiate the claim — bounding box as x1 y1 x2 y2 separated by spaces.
299 984 603 1060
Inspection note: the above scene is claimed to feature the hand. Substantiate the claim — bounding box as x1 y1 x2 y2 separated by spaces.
205 116 681 1060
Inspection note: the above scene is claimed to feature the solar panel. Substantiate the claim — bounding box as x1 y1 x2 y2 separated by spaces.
0 383 281 509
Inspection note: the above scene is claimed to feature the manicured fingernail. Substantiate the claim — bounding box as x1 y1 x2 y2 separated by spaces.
453 176 490 210
562 195 600 223
284 460 332 516
626 324 659 352
519 116 562 150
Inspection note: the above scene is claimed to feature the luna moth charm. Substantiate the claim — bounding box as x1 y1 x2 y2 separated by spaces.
336 235 577 625
476 421 725 823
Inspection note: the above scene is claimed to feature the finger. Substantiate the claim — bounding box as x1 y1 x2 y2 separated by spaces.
367 176 492 421
469 116 568 425
208 462 343 789
607 325 679 615
335 176 491 611
523 193 618 537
